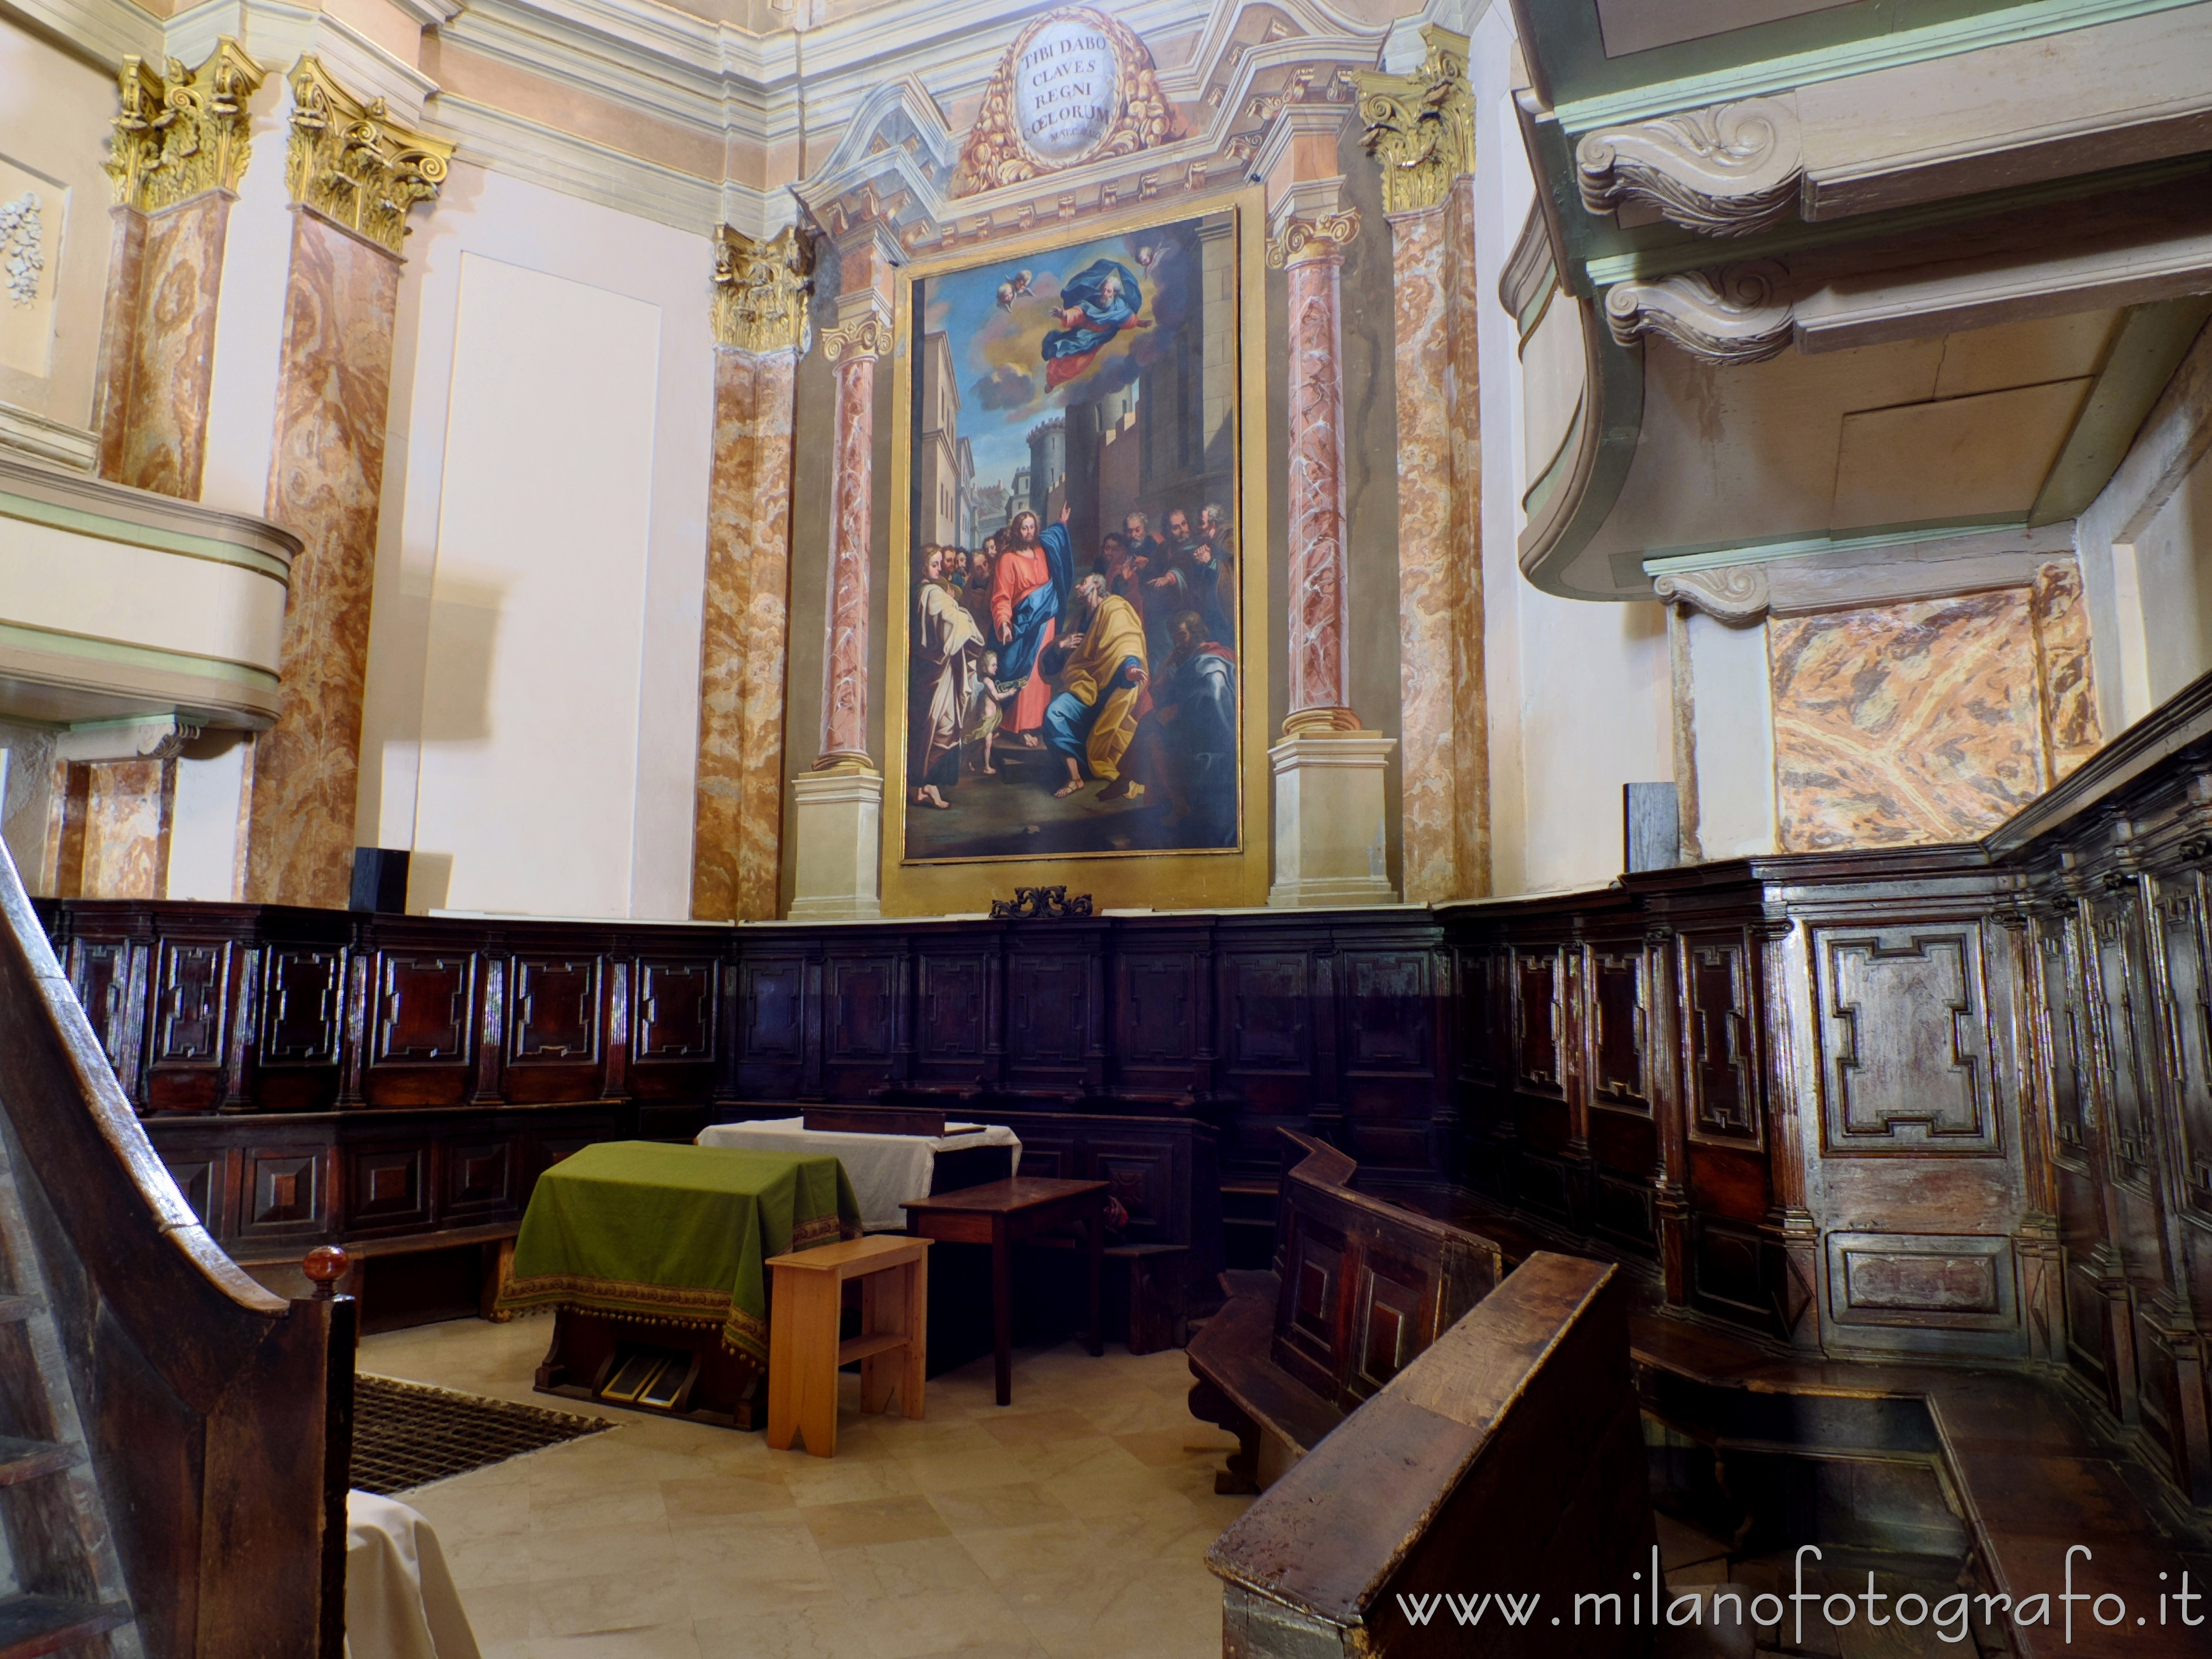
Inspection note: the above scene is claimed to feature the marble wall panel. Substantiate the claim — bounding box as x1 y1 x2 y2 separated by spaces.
692 346 798 921
1772 589 2048 851
76 759 171 900
1390 181 1491 902
246 212 401 907
2032 560 2103 781
91 207 147 482
116 194 230 499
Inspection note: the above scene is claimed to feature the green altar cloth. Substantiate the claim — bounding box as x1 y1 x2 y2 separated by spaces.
497 1141 861 1361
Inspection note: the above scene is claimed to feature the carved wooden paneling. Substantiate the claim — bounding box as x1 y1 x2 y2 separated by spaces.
1589 948 1646 1110
2037 914 2092 1163
349 1144 429 1232
1342 951 1432 1074
153 942 228 1066
260 947 344 1065
825 955 896 1060
1512 950 1561 1094
374 954 474 1064
1592 1169 1656 1250
159 1153 222 1230
70 941 135 1078
1276 1213 1347 1396
1814 925 2000 1156
1006 952 1087 1067
1347 1249 1430 1401
1119 952 1196 1066
446 1136 513 1217
1222 953 1308 1071
509 958 601 1063
238 1146 326 1239
635 961 715 1061
1684 937 1756 1145
916 953 988 1063
738 957 806 1062
1092 1140 1181 1240
2086 895 2157 1189
1825 1232 2015 1334
2152 880 2212 1220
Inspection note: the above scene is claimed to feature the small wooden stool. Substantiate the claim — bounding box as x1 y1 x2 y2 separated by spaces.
765 1235 931 1456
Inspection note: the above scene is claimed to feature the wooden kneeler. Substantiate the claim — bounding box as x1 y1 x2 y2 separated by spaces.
765 1236 931 1456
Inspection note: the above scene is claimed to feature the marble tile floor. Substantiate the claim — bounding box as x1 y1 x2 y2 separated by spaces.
357 1316 1250 1659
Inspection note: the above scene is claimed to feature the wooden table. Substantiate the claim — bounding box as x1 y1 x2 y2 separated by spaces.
900 1177 1108 1406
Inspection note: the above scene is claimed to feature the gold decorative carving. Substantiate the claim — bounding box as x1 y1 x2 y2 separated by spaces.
1265 210 1359 269
821 315 891 363
105 38 267 213
952 8 1179 198
1357 28 1475 216
284 56 453 258
712 226 812 354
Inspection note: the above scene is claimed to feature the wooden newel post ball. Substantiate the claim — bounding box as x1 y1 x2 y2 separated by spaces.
303 1245 350 1300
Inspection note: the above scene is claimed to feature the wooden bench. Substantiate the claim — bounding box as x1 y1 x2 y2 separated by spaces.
1209 1254 1653 1658
1186 1131 1504 1493
236 1220 520 1328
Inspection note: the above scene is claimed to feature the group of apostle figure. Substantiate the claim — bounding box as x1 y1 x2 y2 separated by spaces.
909 502 1238 842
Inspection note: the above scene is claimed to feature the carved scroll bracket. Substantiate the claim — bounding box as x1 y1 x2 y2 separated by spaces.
105 38 267 213
712 226 812 355
1652 565 1772 626
1577 96 1803 238
285 56 453 258
1357 27 1475 216
1604 260 1794 364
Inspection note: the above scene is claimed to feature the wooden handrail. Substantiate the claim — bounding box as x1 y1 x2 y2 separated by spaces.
0 846 347 1655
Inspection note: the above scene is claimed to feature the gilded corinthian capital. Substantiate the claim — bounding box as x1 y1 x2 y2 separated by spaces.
712 227 812 354
105 38 267 212
1357 28 1475 216
285 57 453 258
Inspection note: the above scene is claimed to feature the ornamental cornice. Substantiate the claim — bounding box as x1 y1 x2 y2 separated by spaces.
1356 26 1475 216
1266 209 1360 270
286 55 455 258
104 37 266 213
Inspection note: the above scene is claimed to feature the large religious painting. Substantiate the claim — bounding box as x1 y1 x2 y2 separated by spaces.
886 195 1265 910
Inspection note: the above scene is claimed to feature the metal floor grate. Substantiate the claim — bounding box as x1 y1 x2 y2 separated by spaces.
351 1374 611 1495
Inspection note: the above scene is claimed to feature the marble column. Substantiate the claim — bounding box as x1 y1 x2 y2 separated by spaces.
789 227 895 922
1362 29 1488 902
1266 206 1395 907
93 41 265 499
244 58 452 906
691 227 808 922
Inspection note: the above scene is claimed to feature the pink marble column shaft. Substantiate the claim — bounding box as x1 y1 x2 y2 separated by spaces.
245 211 402 906
818 351 877 766
90 207 148 483
1445 180 1489 899
1285 252 1352 725
692 346 800 920
111 193 232 498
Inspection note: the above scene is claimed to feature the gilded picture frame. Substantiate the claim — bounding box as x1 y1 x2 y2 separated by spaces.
883 187 1269 917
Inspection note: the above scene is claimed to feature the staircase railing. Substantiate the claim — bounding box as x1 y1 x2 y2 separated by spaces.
0 844 351 1657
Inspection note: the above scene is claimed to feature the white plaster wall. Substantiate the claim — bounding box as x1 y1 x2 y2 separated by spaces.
2123 453 2212 716
1688 613 1779 859
165 732 251 900
0 19 117 429
359 162 713 920
199 76 299 519
1472 7 1671 896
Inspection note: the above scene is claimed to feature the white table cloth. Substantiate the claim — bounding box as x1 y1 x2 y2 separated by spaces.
696 1117 1022 1231
345 1490 481 1659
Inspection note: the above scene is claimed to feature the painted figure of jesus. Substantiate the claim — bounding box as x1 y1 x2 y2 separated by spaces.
989 505 1075 742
